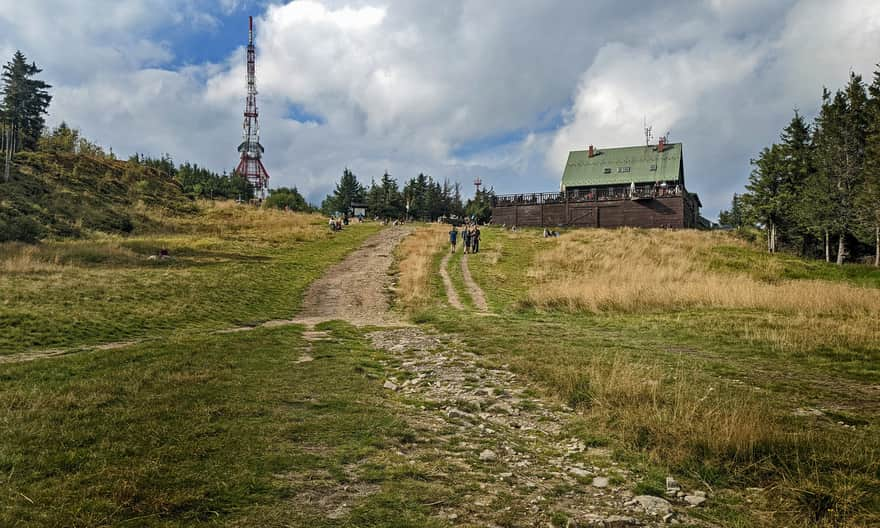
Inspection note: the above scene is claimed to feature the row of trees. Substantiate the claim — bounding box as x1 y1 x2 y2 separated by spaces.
721 66 880 265
319 168 492 222
2 49 488 221
128 153 257 202
0 49 260 204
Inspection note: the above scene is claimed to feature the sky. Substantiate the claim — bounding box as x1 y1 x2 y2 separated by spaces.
1 0 879 219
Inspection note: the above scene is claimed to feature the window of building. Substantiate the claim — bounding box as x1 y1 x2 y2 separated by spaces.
618 167 631 173
603 168 612 174
650 164 658 171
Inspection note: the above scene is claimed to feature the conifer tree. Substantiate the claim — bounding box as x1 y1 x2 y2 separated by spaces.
321 168 364 215
862 66 880 266
1 51 52 152
743 144 786 252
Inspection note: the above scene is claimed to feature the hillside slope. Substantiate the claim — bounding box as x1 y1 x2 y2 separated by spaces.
0 151 195 242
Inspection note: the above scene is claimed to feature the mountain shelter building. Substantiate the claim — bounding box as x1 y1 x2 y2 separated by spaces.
491 140 702 228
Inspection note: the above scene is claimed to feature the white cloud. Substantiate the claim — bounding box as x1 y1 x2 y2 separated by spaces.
2 0 878 217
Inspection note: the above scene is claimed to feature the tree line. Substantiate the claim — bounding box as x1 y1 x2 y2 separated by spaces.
0 50 280 205
319 168 493 223
1 49 490 220
721 66 880 266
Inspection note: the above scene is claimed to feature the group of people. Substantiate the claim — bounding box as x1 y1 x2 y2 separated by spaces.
328 215 349 231
448 224 481 254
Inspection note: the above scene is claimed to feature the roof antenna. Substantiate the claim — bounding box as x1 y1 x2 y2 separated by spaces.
643 116 653 146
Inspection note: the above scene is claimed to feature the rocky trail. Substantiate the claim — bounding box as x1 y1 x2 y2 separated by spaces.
290 228 714 526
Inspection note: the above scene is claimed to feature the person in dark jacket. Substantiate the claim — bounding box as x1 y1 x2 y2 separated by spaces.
472 226 481 253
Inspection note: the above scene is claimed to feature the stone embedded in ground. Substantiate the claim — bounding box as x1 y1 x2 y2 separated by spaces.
629 495 672 514
479 449 497 461
383 380 399 391
296 355 314 363
488 402 516 415
591 476 609 488
569 467 590 478
446 408 474 422
683 495 706 507
602 515 642 527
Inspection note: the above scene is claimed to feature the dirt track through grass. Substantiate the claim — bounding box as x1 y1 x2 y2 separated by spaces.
460 253 489 312
439 251 464 310
274 227 715 526
294 225 413 327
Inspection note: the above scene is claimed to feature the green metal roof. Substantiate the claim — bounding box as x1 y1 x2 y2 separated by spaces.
561 143 683 189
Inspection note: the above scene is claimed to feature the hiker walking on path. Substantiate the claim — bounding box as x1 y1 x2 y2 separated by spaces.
462 225 471 254
449 225 458 252
472 226 481 253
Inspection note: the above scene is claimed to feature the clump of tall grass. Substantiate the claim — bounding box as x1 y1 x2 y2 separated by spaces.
0 240 142 272
527 229 880 315
525 229 880 352
170 201 327 243
395 225 446 311
524 351 880 526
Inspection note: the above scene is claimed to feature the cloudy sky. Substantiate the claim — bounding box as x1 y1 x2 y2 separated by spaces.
1 0 878 218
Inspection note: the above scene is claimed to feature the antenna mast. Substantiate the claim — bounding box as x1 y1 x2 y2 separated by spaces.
643 116 653 146
235 16 270 201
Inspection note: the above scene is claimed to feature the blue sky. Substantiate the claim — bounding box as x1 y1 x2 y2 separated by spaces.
2 0 879 218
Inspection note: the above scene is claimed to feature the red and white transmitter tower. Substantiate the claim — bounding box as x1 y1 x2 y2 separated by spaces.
236 16 270 199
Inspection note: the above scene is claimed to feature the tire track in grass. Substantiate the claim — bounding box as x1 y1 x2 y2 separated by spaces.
460 253 489 312
439 251 464 310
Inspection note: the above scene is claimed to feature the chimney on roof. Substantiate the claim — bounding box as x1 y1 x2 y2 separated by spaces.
658 137 666 153
588 145 594 158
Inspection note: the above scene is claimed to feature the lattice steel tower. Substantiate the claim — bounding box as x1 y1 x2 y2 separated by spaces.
236 16 270 199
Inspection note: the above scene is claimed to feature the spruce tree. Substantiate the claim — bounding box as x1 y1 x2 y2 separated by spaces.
323 168 364 215
831 74 869 264
1 51 52 152
743 144 786 252
862 66 880 266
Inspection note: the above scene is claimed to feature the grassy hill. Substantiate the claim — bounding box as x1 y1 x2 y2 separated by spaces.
0 151 196 242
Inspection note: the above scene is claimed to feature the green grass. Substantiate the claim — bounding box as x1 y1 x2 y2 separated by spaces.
0 216 379 355
424 226 880 527
0 322 450 527
707 243 880 287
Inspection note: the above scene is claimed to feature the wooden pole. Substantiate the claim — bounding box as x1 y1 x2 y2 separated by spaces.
825 230 830 263
875 225 879 267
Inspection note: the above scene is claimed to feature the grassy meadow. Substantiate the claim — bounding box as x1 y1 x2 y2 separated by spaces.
3 206 880 527
0 202 379 354
405 226 880 527
1 204 447 526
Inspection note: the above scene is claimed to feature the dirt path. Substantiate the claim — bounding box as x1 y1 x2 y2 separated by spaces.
293 225 413 327
460 253 489 312
281 230 713 526
439 252 464 310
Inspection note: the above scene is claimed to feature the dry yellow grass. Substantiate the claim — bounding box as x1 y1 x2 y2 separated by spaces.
0 201 331 275
525 229 880 352
395 224 447 311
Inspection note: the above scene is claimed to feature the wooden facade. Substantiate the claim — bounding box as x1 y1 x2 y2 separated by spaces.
491 187 701 229
491 142 701 229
